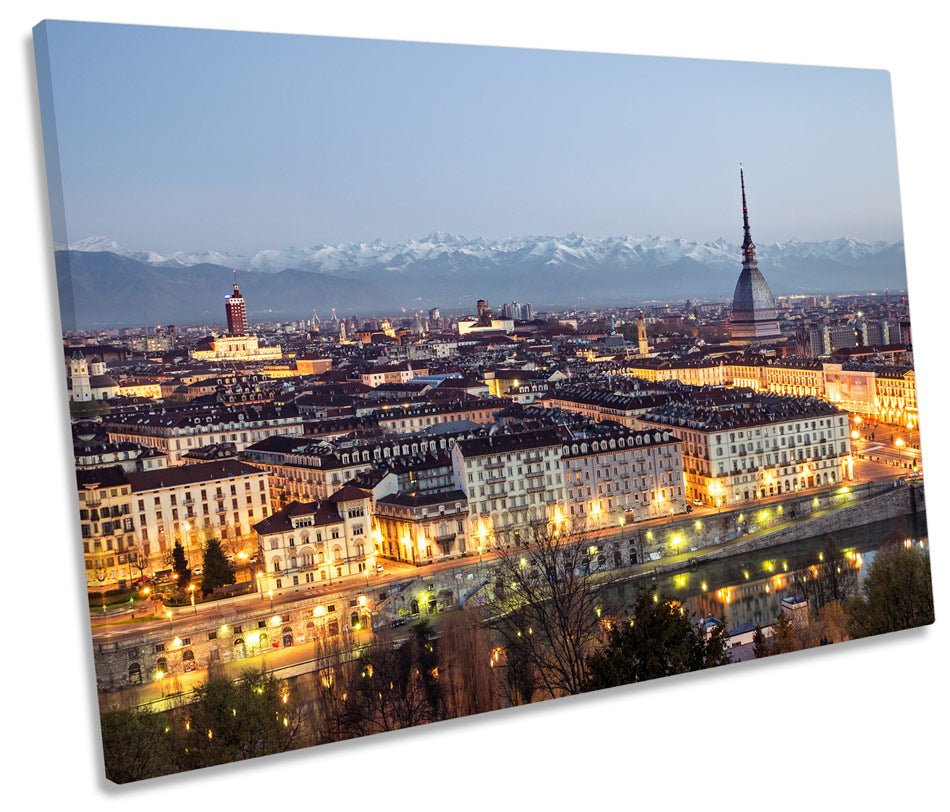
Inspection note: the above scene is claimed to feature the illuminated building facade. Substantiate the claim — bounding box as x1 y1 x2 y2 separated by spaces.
104 404 304 465
617 357 918 427
452 429 567 547
562 429 685 527
78 466 136 592
374 490 469 564
638 395 853 507
254 486 372 593
359 363 429 388
129 459 271 572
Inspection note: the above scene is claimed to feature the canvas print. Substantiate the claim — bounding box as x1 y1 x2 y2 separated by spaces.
34 21 934 783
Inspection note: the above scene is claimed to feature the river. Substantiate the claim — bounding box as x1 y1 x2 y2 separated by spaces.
604 513 929 631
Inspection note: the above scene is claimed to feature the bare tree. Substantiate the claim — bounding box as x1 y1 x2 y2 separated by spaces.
481 517 619 700
438 608 504 717
794 535 860 614
315 624 443 740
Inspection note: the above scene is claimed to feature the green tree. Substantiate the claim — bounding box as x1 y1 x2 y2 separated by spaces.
411 620 445 720
171 540 190 588
585 589 731 690
179 671 306 769
69 399 111 418
752 625 771 658
846 543 934 638
100 705 176 783
200 536 236 595
769 611 799 655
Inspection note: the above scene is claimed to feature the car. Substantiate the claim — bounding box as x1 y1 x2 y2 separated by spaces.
691 499 703 506
192 567 203 577
375 564 385 573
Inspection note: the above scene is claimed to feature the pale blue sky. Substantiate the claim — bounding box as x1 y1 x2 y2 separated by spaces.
37 20 903 254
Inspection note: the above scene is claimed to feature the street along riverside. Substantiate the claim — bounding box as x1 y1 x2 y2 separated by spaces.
92 477 922 697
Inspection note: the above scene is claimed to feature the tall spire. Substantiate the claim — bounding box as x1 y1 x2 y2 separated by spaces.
740 164 754 256
729 165 781 344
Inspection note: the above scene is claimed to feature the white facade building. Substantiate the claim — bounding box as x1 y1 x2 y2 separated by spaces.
451 429 567 547
561 429 686 528
128 460 271 572
254 486 373 594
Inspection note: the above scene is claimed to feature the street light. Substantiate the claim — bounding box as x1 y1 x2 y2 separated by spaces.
895 438 905 468
188 583 197 614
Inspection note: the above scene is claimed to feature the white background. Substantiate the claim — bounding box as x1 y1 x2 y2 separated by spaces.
2 1 946 807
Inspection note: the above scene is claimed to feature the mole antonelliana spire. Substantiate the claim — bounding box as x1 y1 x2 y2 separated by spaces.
729 166 782 344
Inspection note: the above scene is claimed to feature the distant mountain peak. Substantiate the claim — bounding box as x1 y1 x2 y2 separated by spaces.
58 231 905 328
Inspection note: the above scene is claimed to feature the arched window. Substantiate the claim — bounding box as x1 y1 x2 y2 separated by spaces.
272 556 282 572
317 550 325 564
128 663 142 684
289 555 297 570
350 612 360 628
182 649 196 672
155 657 167 677
332 545 342 562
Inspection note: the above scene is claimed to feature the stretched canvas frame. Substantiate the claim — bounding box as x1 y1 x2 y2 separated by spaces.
33 19 935 785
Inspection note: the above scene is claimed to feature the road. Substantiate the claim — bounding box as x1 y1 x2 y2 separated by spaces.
92 471 911 646
104 476 907 711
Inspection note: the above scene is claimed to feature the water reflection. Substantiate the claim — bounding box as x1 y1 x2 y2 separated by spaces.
605 516 929 631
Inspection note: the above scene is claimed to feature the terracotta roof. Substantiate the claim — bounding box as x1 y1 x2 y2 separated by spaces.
327 485 371 503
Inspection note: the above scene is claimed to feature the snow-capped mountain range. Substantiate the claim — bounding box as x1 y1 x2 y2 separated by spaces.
61 231 899 277
55 232 906 328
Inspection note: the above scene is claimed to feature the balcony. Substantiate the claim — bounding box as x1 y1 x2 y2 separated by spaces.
431 532 457 544
484 460 505 470
524 453 543 463
525 470 544 479
486 474 506 484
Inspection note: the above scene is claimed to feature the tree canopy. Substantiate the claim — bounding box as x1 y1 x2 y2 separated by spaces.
201 536 236 595
586 589 731 690
171 540 191 588
846 543 934 638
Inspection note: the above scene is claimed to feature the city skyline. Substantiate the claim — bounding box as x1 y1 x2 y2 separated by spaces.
39 22 904 255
